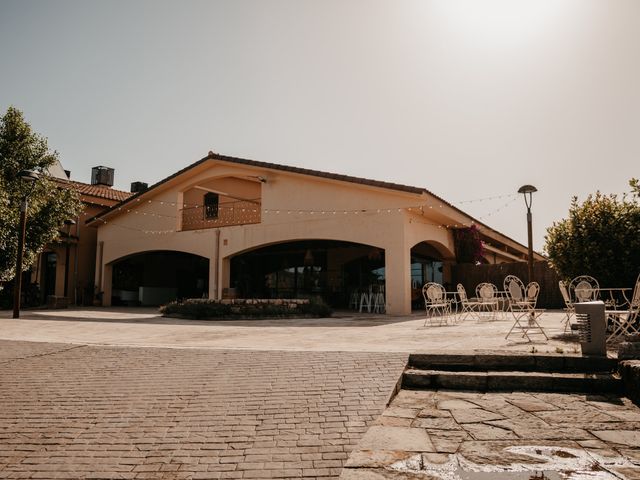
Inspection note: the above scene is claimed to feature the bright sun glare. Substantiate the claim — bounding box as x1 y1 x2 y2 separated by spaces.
430 0 575 49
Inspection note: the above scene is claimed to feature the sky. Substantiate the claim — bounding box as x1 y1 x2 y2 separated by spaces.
1 0 638 252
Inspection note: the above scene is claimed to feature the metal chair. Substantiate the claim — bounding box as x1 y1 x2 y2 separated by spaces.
359 286 373 313
558 280 574 332
422 282 453 326
504 275 547 342
456 283 482 321
606 274 640 342
372 284 385 314
475 282 500 320
570 275 600 303
348 289 359 310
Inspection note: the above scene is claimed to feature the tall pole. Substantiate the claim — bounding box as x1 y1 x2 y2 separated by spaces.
63 225 71 297
526 206 534 284
12 197 28 319
63 219 75 298
518 185 537 285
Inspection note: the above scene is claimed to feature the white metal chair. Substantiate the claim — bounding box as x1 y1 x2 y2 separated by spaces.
526 281 541 307
372 284 385 314
606 274 640 342
475 282 500 320
570 275 600 303
359 286 373 313
422 282 453 326
456 283 482 321
504 275 547 342
348 289 359 310
558 280 574 332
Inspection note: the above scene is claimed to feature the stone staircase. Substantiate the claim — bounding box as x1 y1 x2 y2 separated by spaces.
402 353 622 393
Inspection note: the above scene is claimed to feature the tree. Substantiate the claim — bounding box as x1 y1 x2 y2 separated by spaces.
544 180 640 287
0 107 82 287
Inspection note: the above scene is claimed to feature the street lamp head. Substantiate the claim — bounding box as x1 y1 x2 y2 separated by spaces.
517 184 537 195
518 184 537 211
18 170 40 183
64 219 77 226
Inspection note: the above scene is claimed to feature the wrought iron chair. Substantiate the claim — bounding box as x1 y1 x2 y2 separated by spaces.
456 283 482 321
504 275 547 342
422 282 453 326
558 280 574 332
475 282 500 320
606 274 640 342
569 275 600 303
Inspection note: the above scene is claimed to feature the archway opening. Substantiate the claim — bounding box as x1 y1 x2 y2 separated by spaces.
230 240 384 308
110 251 209 306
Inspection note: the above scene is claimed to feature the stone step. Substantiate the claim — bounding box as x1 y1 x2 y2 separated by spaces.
408 353 617 373
402 368 623 393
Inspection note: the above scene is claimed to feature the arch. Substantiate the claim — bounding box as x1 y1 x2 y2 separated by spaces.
409 240 455 309
109 250 209 306
227 236 383 260
107 249 209 266
410 240 455 261
228 239 385 307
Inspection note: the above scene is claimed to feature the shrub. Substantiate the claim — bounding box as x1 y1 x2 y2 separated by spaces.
545 180 640 287
160 298 332 319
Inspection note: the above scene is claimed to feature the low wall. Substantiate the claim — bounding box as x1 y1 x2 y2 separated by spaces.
619 360 640 405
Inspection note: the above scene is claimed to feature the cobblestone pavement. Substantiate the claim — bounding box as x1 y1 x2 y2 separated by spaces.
342 389 640 479
0 340 407 479
0 308 579 354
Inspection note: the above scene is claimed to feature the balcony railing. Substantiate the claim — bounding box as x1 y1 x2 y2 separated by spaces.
181 199 261 231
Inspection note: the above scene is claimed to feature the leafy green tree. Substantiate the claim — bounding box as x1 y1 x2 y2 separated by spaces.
545 181 640 287
0 107 82 287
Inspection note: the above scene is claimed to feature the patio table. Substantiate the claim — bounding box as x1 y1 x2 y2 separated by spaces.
599 287 635 342
445 291 461 323
598 287 632 310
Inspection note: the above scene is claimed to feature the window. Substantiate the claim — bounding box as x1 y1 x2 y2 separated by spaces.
204 193 219 219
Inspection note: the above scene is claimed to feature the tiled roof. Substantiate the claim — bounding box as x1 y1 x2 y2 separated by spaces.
208 152 427 195
83 151 538 257
69 181 132 202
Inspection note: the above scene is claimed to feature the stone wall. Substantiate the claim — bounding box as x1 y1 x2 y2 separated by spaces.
619 360 640 405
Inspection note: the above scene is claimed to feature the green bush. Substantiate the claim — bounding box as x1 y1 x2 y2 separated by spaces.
160 298 332 319
545 180 640 287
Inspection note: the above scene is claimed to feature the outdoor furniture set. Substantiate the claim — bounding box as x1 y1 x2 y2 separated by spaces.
422 275 546 342
559 274 640 342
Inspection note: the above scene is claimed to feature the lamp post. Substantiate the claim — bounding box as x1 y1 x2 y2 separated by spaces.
517 184 537 284
63 219 76 298
13 169 40 319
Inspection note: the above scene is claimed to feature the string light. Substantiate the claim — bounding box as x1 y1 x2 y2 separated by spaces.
477 196 519 220
455 193 518 204
85 195 519 236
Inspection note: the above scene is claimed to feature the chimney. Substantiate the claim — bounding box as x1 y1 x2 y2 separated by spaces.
91 166 114 187
130 181 148 193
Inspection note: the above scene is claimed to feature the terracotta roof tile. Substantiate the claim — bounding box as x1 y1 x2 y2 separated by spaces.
69 181 132 202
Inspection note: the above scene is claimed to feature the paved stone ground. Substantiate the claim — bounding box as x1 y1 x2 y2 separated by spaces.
342 389 640 479
0 340 407 479
0 308 581 354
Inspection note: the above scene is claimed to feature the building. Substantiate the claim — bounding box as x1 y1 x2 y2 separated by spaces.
31 165 131 305
88 152 542 315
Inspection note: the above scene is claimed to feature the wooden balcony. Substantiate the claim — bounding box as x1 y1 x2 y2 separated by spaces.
180 200 261 231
